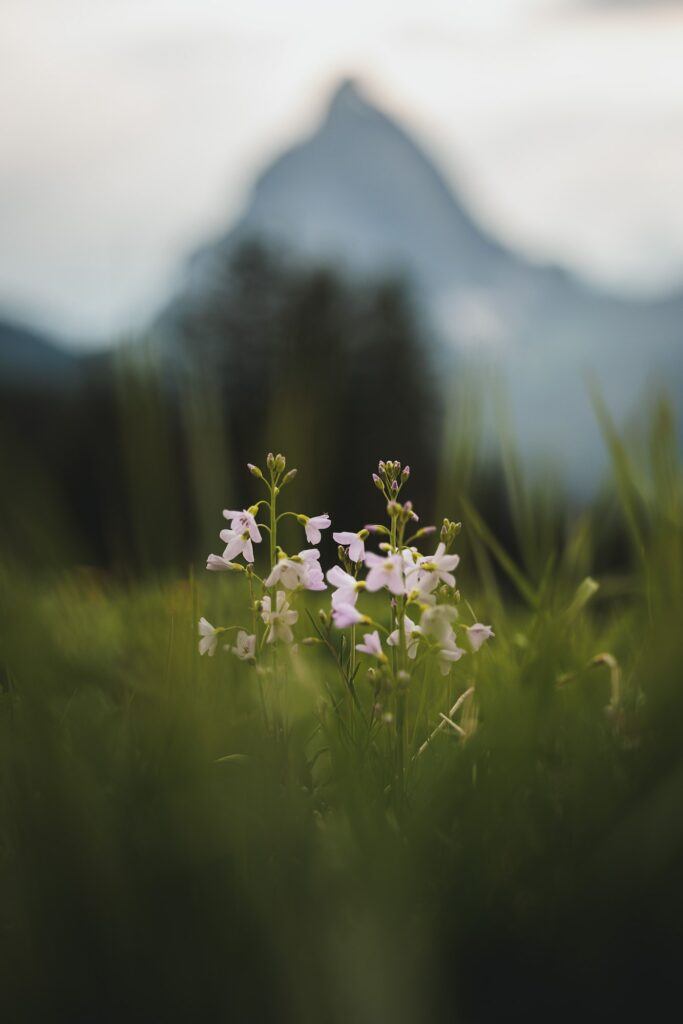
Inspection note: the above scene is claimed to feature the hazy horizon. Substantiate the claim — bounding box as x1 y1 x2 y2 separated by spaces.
2 0 683 347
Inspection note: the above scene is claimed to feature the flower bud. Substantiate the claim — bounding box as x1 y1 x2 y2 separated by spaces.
280 469 298 487
318 609 330 627
378 460 386 473
391 480 399 494
338 545 346 562
387 501 400 517
266 452 275 470
275 453 286 474
412 526 436 539
247 463 263 479
440 518 462 548
372 473 384 491
401 465 410 480
365 523 390 535
358 528 369 539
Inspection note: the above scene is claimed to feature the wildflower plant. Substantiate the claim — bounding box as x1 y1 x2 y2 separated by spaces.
198 454 493 778
199 451 329 664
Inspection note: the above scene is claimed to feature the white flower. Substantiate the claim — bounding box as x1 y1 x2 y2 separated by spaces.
264 556 301 589
419 604 458 646
401 547 419 569
229 630 256 661
327 565 359 608
332 602 365 629
364 552 405 596
261 591 298 644
220 528 255 563
355 630 385 661
304 514 331 544
223 508 262 543
467 623 495 651
198 617 219 657
387 615 422 659
333 531 365 562
414 543 460 592
298 549 327 591
438 642 466 675
402 548 427 593
264 550 326 591
206 553 238 571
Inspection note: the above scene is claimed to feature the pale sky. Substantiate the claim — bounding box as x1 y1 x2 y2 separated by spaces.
1 0 683 345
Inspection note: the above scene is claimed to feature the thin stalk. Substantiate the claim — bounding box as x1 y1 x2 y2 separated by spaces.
248 569 269 733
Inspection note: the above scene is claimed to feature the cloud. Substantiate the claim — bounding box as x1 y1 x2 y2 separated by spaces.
576 0 683 8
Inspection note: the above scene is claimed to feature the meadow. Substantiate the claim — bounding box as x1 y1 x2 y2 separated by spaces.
1 387 682 1022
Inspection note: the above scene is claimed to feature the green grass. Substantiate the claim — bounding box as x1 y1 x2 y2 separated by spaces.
1 401 682 1022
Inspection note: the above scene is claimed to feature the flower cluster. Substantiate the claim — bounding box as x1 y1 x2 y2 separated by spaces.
324 460 493 683
197 454 493 731
197 452 331 659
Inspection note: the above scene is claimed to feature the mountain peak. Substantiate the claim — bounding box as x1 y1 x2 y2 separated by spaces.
190 75 512 298
325 77 371 121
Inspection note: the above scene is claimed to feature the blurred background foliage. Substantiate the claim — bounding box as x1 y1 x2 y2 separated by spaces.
0 239 653 586
0 374 682 1021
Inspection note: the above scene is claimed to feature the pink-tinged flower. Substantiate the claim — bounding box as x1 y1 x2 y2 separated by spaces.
206 553 242 572
467 623 495 651
327 565 359 608
438 643 466 675
304 514 331 545
364 552 405 596
264 550 326 591
229 630 256 661
260 591 298 644
415 543 460 592
299 549 327 591
264 556 302 590
332 602 365 629
220 528 254 563
419 604 458 646
198 618 219 657
387 615 422 659
223 508 262 543
355 630 386 661
333 531 365 562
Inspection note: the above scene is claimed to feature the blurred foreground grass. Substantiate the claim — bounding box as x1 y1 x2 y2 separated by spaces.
1 397 682 1022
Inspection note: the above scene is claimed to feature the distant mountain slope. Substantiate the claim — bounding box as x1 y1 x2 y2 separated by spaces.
0 319 80 389
186 79 531 309
173 78 682 485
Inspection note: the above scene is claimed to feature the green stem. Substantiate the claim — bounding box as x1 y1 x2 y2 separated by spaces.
269 484 277 572
276 511 300 523
396 518 409 787
268 475 284 746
